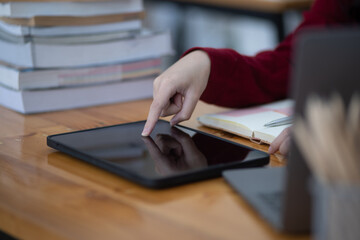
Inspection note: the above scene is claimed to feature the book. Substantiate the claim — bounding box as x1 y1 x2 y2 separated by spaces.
0 30 173 68
0 77 154 114
0 58 162 90
0 11 145 27
0 19 142 36
0 0 143 18
0 27 137 44
198 99 294 144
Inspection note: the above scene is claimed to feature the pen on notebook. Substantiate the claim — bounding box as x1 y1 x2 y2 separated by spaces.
264 116 293 127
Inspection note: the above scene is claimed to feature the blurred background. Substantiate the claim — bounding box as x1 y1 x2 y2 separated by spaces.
143 0 304 66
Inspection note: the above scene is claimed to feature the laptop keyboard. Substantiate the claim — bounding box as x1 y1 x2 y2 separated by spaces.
258 191 283 212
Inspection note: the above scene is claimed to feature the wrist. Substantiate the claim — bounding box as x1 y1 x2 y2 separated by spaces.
186 50 211 84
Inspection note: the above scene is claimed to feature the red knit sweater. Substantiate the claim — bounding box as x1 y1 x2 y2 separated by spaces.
184 0 357 108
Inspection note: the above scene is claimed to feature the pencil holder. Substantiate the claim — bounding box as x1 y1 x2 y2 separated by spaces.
312 180 360 240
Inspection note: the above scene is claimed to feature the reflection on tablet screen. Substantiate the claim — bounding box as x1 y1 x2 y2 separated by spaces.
48 120 268 187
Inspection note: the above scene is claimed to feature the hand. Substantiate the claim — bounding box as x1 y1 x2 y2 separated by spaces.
142 50 211 136
142 127 207 175
268 127 291 155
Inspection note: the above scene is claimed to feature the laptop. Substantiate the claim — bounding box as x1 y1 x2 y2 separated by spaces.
222 28 360 233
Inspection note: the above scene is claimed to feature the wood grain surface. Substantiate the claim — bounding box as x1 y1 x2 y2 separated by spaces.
0 99 308 240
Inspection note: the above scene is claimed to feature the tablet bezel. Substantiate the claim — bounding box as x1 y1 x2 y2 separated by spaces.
47 120 269 188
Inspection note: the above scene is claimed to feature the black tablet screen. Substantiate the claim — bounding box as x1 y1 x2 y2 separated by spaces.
48 120 269 187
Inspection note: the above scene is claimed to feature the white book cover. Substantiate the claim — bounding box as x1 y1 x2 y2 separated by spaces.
0 58 162 90
0 0 143 18
0 77 154 114
198 99 294 144
0 19 142 37
0 28 136 44
0 30 174 68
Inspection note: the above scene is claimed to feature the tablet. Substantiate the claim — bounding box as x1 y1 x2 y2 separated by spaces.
47 120 269 188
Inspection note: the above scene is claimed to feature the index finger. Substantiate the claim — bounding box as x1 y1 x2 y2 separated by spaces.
142 89 174 136
141 101 163 136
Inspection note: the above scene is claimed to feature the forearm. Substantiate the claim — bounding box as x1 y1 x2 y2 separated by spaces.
182 46 291 108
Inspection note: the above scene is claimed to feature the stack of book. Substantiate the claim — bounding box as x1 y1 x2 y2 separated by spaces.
0 0 173 114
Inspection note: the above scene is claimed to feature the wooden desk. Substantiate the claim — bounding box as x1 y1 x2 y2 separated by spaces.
0 99 308 240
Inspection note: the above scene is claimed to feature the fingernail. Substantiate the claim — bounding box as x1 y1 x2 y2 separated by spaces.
141 127 149 136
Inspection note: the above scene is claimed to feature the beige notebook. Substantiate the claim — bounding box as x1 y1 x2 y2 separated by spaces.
198 99 294 144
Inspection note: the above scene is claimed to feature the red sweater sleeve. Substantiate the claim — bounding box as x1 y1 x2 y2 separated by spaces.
183 0 353 108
